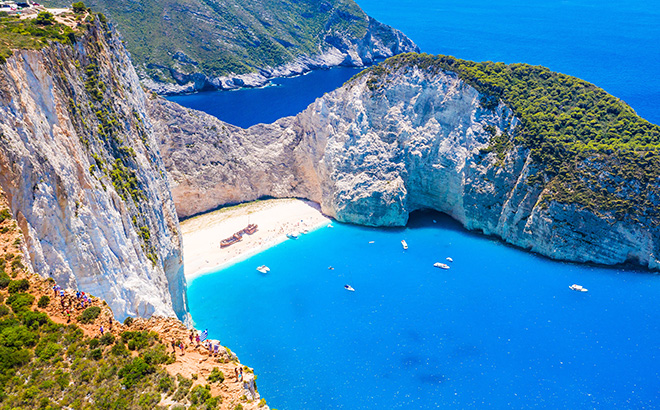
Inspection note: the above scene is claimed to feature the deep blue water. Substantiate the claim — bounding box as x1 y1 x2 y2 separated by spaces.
189 213 659 409
167 68 361 128
170 0 660 127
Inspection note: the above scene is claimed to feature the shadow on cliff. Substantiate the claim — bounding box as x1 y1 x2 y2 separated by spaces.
408 209 655 275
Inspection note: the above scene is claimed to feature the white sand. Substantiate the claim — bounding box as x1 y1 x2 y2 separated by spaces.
180 198 331 280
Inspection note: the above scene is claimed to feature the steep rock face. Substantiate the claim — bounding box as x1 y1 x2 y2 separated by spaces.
143 17 419 94
0 21 188 321
151 65 660 270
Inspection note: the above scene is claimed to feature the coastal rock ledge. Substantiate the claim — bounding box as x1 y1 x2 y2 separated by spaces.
151 58 660 271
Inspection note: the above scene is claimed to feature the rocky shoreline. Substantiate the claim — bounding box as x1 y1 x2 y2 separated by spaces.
142 17 419 95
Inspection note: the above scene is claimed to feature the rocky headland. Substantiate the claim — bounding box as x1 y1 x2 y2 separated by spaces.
143 16 419 95
150 54 660 271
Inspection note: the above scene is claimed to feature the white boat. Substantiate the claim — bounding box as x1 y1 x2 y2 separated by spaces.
256 265 270 274
401 240 408 250
344 285 355 292
369 241 375 244
569 284 588 292
433 262 450 269
328 266 334 270
286 232 299 239
446 257 453 262
327 224 334 228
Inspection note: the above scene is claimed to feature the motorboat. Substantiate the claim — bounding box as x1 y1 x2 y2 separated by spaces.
344 285 355 292
369 241 375 244
286 232 299 239
327 224 334 228
401 240 408 250
446 257 453 262
433 262 450 269
328 266 334 270
256 265 270 274
569 284 588 292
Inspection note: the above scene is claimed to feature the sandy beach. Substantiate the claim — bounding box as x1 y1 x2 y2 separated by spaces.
180 198 331 280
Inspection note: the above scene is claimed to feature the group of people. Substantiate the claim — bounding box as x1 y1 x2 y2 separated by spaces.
53 284 95 323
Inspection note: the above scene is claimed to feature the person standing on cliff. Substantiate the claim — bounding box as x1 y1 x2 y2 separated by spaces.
171 339 176 353
235 367 239 382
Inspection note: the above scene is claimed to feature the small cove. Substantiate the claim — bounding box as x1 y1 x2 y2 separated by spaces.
188 212 659 408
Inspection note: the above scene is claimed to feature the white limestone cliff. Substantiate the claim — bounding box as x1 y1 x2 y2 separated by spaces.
151 64 660 270
0 20 188 322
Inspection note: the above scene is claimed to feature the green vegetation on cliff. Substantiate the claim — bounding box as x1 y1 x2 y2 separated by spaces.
0 11 78 63
42 0 369 83
360 53 660 221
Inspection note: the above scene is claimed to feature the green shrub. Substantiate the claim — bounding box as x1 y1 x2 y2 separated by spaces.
72 1 86 14
7 278 28 293
0 270 11 289
34 11 55 26
118 357 154 388
88 348 102 360
37 295 50 308
21 310 50 329
78 306 101 324
99 333 115 345
110 342 129 357
123 316 134 326
189 384 211 405
0 208 10 223
0 305 9 317
7 293 34 313
207 367 224 384
0 272 10 289
137 391 160 408
158 374 174 392
35 342 62 360
89 338 100 349
141 344 172 365
1 325 38 348
121 330 152 351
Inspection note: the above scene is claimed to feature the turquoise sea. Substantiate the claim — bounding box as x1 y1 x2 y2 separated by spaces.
189 213 659 408
183 1 660 408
